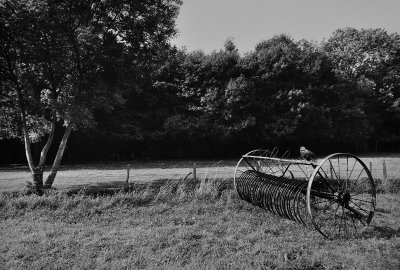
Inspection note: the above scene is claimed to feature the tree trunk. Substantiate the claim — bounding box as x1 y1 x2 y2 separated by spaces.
38 113 56 170
16 86 40 192
16 87 35 173
22 121 35 172
44 124 73 188
32 167 44 195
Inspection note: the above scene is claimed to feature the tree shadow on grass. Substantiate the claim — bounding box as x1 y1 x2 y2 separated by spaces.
360 225 400 239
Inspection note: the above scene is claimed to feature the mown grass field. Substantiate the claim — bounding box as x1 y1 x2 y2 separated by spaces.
1 177 400 270
0 155 399 191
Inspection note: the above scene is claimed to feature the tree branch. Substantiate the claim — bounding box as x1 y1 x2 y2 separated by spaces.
0 92 12 99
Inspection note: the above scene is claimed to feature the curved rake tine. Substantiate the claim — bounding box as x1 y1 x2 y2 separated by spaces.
271 147 279 158
282 150 290 159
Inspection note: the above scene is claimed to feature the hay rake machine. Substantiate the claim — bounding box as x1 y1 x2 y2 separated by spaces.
234 148 376 239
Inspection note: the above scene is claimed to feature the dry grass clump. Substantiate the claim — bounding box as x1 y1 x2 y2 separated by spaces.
374 177 400 194
0 176 232 219
384 178 400 194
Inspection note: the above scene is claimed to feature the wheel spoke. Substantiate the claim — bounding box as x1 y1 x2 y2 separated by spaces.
339 206 345 234
351 215 358 235
317 176 336 193
327 162 344 192
349 200 370 214
355 167 365 183
319 167 342 193
313 200 336 220
350 197 373 204
332 203 341 228
347 159 357 180
351 177 371 192
297 164 309 179
328 159 340 182
311 198 330 205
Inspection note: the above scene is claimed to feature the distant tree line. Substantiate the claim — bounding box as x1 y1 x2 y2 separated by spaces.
1 2 400 174
64 28 399 161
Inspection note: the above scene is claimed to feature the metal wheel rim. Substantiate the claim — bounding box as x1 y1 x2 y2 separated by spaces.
306 153 376 239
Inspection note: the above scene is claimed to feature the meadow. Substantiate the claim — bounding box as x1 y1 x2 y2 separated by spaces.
0 179 399 270
0 156 399 269
1 155 399 191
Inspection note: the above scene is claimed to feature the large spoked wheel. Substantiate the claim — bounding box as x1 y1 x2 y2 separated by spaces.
307 153 376 239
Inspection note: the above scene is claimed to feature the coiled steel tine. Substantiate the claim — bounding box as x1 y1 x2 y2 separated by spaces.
260 179 272 211
247 172 261 204
282 150 290 159
258 171 274 211
280 177 296 221
276 182 288 219
270 176 285 215
236 168 316 226
281 178 296 220
245 172 258 203
253 177 264 208
255 173 268 213
288 180 307 222
273 178 286 218
296 188 309 225
262 173 275 213
236 171 248 200
271 147 279 158
291 181 306 224
236 170 308 223
269 174 287 215
296 181 309 223
260 149 270 158
240 172 254 202
262 173 276 214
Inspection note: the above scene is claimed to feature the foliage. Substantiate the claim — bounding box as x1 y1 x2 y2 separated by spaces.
0 0 183 183
324 28 400 147
153 32 399 153
1 26 400 163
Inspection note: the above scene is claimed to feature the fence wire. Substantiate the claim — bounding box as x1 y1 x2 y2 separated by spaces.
0 158 398 191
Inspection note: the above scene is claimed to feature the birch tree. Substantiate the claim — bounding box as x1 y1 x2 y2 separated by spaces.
0 0 182 192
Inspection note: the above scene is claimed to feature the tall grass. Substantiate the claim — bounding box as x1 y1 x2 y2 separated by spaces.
1 174 398 218
374 177 400 194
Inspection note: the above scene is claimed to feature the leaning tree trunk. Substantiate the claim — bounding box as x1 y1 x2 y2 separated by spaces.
44 124 73 189
38 112 56 170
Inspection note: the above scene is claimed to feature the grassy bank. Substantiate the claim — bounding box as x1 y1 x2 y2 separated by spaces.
1 179 399 270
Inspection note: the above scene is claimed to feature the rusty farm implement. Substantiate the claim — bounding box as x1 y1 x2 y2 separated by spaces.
234 148 376 239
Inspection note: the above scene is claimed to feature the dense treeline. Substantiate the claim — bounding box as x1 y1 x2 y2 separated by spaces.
65 28 400 161
1 2 399 167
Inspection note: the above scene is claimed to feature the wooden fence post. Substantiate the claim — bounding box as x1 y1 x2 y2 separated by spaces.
126 164 130 184
369 162 372 175
383 160 387 181
193 163 197 181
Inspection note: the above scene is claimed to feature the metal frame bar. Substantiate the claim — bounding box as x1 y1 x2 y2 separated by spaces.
243 154 317 166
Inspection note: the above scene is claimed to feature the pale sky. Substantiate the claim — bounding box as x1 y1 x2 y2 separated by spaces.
171 0 400 53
